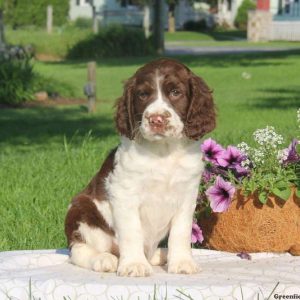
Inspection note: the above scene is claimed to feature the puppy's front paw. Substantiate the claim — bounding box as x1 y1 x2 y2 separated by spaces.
117 260 153 277
168 258 200 274
91 253 118 273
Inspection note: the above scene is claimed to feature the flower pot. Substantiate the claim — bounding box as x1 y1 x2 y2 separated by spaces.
198 188 300 255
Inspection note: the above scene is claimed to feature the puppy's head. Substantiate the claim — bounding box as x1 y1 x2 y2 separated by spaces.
115 58 216 141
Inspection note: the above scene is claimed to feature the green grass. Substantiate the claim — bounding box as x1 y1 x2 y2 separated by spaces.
5 26 91 58
1 51 300 251
5 27 300 60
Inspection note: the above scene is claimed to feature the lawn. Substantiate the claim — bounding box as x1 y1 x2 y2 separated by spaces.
6 27 300 59
1 51 300 251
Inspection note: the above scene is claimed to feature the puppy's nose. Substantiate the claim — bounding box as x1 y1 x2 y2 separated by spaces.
147 112 170 134
148 114 167 126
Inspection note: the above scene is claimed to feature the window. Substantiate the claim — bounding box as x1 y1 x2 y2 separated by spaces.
76 0 89 6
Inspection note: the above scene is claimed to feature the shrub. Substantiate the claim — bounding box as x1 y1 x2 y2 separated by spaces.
0 47 36 104
72 17 94 29
183 19 207 32
234 0 256 30
0 46 73 105
67 25 154 59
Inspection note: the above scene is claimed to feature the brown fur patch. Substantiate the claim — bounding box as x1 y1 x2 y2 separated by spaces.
65 148 117 248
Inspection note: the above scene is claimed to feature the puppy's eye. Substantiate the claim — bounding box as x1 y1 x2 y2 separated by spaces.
170 89 181 97
137 91 149 100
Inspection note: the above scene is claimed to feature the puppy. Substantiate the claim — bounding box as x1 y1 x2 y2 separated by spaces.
65 58 216 277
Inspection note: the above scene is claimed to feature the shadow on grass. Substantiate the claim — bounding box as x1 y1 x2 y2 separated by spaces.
40 49 300 69
248 86 300 110
0 106 117 148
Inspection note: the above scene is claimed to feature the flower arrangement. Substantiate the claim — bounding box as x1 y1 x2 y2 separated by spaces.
191 109 300 250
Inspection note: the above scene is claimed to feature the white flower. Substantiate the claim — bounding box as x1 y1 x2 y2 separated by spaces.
253 126 283 148
252 148 265 164
241 158 251 169
237 142 250 155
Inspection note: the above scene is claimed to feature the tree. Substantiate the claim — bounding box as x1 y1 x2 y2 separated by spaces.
153 0 164 54
1 0 69 28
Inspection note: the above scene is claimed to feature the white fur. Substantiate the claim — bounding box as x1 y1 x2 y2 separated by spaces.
71 76 204 276
105 136 203 276
140 74 184 141
78 222 112 253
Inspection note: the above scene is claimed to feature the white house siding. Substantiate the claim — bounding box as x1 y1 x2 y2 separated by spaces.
69 0 93 20
69 0 205 29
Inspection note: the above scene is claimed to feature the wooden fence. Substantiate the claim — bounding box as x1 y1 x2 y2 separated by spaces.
270 21 300 41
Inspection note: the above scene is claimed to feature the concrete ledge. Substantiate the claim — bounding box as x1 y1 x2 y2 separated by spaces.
1 249 300 299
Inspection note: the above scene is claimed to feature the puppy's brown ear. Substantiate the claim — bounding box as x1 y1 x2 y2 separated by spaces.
114 77 136 140
185 73 216 140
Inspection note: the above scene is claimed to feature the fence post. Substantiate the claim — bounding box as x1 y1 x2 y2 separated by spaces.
92 6 99 34
0 10 5 47
85 62 97 113
47 5 53 34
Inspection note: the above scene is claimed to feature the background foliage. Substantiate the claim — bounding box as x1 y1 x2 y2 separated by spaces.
0 0 69 27
67 25 154 59
234 0 256 30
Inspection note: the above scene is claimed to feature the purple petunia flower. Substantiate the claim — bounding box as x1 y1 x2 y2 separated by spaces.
283 139 300 164
217 146 245 168
191 222 204 244
201 138 225 165
206 176 236 213
217 146 249 176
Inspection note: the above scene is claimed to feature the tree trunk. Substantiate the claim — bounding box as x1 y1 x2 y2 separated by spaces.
168 3 176 33
143 4 151 38
153 0 164 55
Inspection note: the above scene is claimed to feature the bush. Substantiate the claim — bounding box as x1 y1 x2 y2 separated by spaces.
0 46 73 105
67 25 154 59
0 48 36 104
183 19 207 32
72 18 94 29
234 0 256 30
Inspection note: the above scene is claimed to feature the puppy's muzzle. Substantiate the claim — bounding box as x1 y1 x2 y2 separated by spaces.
146 112 171 134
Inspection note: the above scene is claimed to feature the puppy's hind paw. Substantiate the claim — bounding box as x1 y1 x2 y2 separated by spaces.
91 253 118 273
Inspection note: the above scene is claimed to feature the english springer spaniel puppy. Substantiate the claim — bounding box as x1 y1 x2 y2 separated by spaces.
65 58 216 277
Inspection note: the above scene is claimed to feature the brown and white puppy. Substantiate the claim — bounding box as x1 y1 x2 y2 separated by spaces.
65 58 216 277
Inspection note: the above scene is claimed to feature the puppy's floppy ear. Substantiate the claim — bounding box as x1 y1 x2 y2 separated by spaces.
184 73 216 140
114 76 136 140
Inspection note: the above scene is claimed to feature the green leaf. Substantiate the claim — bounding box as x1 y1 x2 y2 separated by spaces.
272 187 291 201
258 191 268 204
295 188 300 199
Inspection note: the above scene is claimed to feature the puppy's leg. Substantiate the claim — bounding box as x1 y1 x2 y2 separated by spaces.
113 203 152 277
70 243 118 272
167 195 199 274
65 196 118 273
150 248 168 266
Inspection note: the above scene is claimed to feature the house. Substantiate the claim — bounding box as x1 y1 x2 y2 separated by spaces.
257 0 300 20
69 0 143 27
69 0 210 29
248 0 300 41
